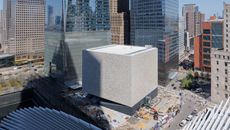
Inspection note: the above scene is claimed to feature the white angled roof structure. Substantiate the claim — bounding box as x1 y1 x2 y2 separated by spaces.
0 107 101 130
182 98 230 130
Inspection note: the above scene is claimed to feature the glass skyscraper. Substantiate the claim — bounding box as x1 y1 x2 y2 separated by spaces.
45 0 111 86
130 0 179 85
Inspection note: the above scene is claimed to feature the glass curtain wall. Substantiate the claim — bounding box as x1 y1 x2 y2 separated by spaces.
45 0 111 85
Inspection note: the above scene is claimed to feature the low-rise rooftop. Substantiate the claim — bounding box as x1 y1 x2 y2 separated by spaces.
0 54 14 59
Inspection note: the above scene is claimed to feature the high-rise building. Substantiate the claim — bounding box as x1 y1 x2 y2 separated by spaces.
0 10 7 53
211 3 230 103
195 12 205 36
110 0 129 45
130 0 179 85
45 0 111 87
179 17 186 62
194 18 224 72
183 4 205 37
3 0 10 43
3 0 45 63
183 4 197 37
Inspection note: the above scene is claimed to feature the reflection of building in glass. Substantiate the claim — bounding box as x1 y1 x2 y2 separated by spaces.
45 0 111 86
130 0 179 85
3 0 45 63
55 16 61 25
48 5 54 27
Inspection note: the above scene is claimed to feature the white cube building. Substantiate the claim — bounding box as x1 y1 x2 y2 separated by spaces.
83 45 158 114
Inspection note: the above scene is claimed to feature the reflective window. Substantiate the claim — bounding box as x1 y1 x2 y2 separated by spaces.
45 0 111 82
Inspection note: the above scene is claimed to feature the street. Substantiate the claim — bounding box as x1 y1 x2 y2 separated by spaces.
163 71 213 130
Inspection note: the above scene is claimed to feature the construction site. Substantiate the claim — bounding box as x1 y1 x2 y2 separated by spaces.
63 86 182 130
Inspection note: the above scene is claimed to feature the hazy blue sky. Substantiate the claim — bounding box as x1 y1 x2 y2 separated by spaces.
0 0 230 18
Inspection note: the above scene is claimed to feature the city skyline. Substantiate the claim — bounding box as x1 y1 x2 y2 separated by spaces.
0 0 230 18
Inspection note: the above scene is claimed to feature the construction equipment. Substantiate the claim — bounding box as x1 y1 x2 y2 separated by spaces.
151 107 159 120
137 108 151 120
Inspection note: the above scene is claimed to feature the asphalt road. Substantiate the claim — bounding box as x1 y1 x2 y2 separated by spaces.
164 91 206 130
164 72 210 130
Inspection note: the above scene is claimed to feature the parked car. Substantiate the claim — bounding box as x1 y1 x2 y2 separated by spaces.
186 115 193 121
191 109 198 116
179 120 187 127
195 88 203 93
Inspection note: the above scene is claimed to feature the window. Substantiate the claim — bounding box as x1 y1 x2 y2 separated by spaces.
224 56 226 59
225 62 228 67
217 68 219 72
226 69 228 75
203 42 210 47
225 85 228 90
217 76 219 80
217 84 219 87
203 29 210 34
203 48 210 53
225 94 228 99
203 36 210 40
225 77 228 83
203 54 210 59
217 61 219 65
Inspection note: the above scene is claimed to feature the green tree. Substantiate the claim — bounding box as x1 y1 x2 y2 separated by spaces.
181 78 192 89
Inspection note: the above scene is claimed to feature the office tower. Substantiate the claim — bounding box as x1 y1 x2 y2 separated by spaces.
183 4 205 38
211 3 230 103
4 0 45 63
179 17 186 62
83 45 158 115
110 0 130 45
195 12 205 36
194 18 224 72
183 4 197 37
45 0 111 86
130 0 179 85
3 0 10 42
0 10 7 53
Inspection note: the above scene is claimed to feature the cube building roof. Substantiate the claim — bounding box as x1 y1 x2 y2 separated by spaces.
87 45 156 56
